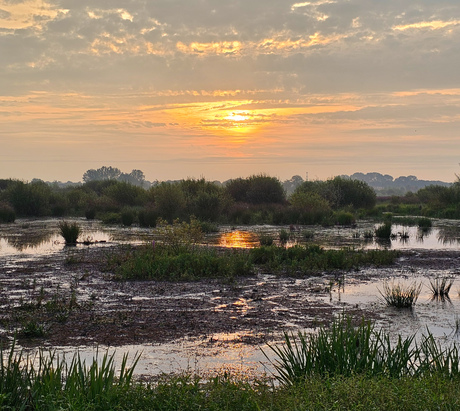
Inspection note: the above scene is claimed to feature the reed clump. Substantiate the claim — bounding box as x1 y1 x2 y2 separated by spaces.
58 221 80 244
429 277 454 299
378 280 422 308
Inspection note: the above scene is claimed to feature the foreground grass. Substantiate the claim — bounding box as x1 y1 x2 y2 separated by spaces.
117 374 460 410
4 358 460 410
4 316 460 410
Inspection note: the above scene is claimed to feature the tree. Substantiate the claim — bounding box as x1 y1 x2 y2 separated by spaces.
118 169 145 187
82 166 122 182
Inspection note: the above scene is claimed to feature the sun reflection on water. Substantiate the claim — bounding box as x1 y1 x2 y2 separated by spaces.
218 231 260 248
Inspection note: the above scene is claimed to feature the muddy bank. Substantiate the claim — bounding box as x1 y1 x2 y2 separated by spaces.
0 244 458 348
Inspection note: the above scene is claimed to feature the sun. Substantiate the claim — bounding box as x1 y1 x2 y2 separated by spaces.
224 112 249 122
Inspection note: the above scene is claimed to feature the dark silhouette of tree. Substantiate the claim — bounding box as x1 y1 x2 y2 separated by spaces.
83 166 122 182
225 174 285 204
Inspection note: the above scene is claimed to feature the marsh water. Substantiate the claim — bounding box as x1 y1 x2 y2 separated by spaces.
1 218 460 378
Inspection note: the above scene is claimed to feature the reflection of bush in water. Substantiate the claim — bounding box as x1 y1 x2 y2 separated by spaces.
437 226 460 245
6 231 55 251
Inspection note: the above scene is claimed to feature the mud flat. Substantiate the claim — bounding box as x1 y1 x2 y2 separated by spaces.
1 218 460 377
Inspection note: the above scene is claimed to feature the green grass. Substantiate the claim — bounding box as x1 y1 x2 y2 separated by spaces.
0 342 139 410
5 320 460 410
378 280 422 308
249 245 398 275
111 245 254 281
265 315 460 385
58 221 81 244
109 243 399 281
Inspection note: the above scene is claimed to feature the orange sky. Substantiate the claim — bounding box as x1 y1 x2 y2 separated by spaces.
1 1 460 182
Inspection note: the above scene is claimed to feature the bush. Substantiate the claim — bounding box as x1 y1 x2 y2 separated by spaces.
295 177 376 210
418 217 432 230
375 222 392 239
100 212 122 225
225 174 286 204
6 180 52 216
138 206 158 227
258 233 274 246
0 201 15 223
334 211 355 226
152 183 186 222
121 208 136 226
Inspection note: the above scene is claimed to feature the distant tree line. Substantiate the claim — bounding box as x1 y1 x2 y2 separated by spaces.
344 172 451 196
0 167 459 224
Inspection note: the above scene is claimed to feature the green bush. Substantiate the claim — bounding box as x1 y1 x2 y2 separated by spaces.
334 211 355 226
100 212 122 224
0 201 15 223
121 208 136 226
138 206 158 227
258 233 274 246
375 222 392 239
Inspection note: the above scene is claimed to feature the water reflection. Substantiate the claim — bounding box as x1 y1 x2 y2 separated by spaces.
219 231 260 248
0 219 112 257
437 227 460 245
4 232 57 252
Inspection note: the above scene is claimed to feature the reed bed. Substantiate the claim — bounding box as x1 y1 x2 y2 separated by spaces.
264 316 460 386
0 341 139 409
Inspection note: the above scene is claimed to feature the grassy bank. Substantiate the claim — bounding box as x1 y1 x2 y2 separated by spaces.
4 317 460 410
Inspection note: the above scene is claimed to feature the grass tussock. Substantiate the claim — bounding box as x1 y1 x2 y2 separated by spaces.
58 221 81 244
378 280 422 308
429 276 454 299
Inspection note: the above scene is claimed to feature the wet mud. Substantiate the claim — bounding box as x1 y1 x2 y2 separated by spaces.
1 241 459 350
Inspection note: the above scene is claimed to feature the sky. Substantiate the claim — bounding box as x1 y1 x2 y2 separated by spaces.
1 0 460 183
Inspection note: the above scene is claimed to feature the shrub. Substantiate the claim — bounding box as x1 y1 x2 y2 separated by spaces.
375 222 392 239
152 183 186 222
85 208 96 220
0 201 15 223
418 217 432 231
138 206 159 227
121 208 136 226
258 233 274 246
225 174 286 204
100 212 122 225
335 211 355 226
279 229 290 244
58 221 80 244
